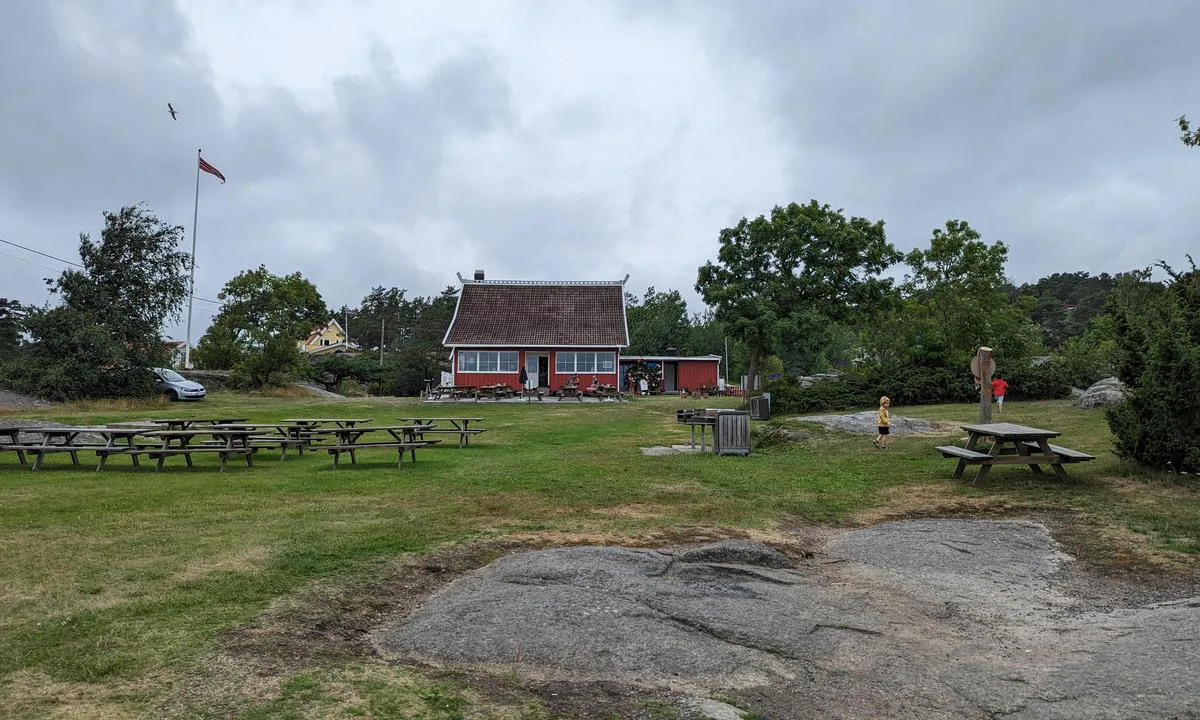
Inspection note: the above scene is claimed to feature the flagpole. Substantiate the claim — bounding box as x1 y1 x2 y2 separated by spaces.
184 148 201 369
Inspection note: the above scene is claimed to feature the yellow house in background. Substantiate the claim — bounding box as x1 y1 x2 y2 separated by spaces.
298 319 359 358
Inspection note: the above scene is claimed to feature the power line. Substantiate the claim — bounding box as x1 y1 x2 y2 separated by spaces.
0 235 220 305
0 248 59 273
0 236 83 267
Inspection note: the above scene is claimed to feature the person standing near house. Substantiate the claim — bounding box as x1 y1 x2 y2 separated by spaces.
874 396 891 449
992 374 1009 414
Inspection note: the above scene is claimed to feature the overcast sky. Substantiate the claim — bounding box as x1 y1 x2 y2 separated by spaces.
2 0 1197 342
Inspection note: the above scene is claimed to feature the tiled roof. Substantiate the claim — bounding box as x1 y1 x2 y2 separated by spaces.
444 281 629 347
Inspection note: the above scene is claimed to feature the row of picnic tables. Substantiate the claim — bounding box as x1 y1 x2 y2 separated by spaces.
0 416 486 471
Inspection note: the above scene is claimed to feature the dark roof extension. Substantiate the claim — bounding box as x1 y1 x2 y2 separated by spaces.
443 279 629 347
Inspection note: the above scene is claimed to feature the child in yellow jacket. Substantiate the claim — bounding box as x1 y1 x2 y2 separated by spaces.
874 396 891 449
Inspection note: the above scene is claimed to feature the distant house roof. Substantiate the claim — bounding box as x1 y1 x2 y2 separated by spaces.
443 277 630 348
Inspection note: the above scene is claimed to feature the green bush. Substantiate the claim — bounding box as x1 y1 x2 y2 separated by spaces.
763 359 1069 415
1105 265 1200 473
1002 359 1072 401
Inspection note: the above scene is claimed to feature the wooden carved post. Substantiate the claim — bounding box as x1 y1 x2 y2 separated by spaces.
974 346 994 424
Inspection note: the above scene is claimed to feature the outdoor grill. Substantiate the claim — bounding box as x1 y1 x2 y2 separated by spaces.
676 408 718 425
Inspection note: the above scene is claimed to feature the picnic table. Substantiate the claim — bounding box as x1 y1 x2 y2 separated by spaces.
935 422 1096 484
396 417 487 447
281 418 372 428
117 418 250 431
1 426 160 471
428 386 477 400
208 422 309 459
476 384 515 400
304 424 436 468
140 428 263 471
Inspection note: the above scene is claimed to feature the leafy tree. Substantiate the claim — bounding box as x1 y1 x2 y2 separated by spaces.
1 206 189 400
1178 115 1200 147
0 299 25 362
894 219 1039 366
696 200 899 390
198 266 327 386
1007 271 1121 348
1106 259 1200 473
625 287 690 355
384 287 458 395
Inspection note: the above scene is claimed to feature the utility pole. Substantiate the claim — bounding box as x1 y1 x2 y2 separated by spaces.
344 306 350 348
380 317 385 365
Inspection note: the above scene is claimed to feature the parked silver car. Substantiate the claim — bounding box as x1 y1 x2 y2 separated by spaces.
152 368 206 401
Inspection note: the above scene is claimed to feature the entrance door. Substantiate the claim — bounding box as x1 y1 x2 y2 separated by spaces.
526 353 549 389
664 362 678 392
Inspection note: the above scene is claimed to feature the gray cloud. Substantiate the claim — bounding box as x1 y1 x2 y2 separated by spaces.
2 0 1198 347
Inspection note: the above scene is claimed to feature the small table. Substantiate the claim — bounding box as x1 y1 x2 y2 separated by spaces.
305 424 434 468
936 423 1096 484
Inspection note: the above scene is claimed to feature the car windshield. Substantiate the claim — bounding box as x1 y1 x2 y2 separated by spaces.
158 369 186 383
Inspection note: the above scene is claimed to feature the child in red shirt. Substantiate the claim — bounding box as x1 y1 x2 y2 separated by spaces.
991 375 1009 413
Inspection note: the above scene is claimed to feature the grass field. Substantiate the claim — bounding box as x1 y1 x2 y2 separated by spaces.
1 392 1197 718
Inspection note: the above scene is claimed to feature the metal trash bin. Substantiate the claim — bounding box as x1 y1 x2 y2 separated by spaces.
714 410 751 456
749 395 771 420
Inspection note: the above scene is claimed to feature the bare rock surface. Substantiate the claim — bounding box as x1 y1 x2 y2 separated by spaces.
0 388 52 409
1080 377 1127 408
375 521 1200 719
792 411 946 435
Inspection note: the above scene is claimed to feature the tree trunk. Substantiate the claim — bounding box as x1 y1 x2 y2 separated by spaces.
745 345 762 396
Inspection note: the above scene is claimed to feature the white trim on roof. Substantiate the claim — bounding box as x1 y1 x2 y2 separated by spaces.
441 289 466 346
454 273 628 287
446 343 627 349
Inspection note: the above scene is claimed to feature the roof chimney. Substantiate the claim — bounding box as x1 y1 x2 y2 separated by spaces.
473 269 485 281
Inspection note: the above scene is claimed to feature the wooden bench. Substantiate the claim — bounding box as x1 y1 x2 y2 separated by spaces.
413 428 487 447
248 437 308 459
3 444 109 470
325 441 432 468
144 446 257 472
95 443 164 470
935 445 993 461
1021 442 1096 463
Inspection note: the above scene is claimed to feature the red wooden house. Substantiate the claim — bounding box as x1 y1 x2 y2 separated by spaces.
442 272 630 393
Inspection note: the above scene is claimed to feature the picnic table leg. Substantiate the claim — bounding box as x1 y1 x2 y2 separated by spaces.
15 448 27 465
69 449 80 466
155 454 166 472
970 442 1004 485
954 433 983 479
1036 440 1071 482
1014 441 1044 474
332 450 340 469
31 450 46 471
349 449 357 465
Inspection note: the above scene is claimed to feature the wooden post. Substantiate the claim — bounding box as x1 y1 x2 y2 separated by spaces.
976 346 994 424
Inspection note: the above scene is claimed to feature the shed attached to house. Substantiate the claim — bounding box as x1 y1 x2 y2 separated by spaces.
619 355 722 394
442 273 630 392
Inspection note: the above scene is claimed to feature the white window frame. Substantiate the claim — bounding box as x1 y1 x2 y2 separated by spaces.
457 350 519 373
555 351 615 374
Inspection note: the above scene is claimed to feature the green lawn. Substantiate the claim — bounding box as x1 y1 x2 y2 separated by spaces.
1 392 1197 718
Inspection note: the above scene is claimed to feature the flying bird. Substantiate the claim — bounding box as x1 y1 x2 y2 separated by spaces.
167 102 178 121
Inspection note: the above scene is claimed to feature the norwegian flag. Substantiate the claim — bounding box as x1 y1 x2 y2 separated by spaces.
198 155 226 183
